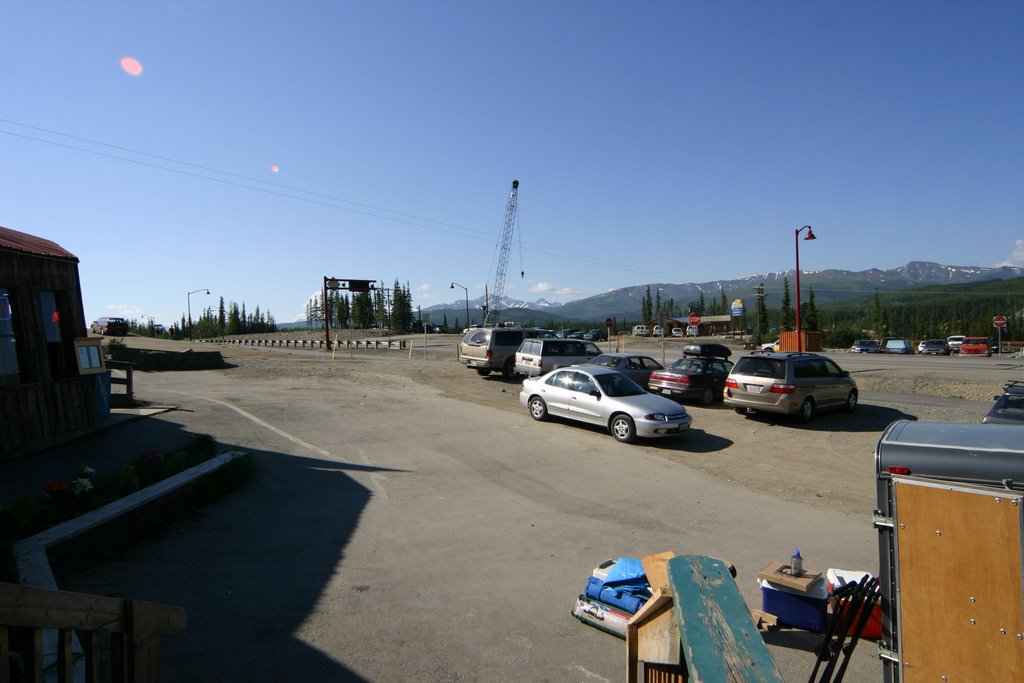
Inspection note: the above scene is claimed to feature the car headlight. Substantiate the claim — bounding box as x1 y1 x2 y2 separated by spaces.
644 413 669 421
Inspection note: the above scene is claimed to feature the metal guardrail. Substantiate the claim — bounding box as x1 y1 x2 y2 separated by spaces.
201 338 406 350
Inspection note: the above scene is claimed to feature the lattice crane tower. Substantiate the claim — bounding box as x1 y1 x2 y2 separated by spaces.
484 179 520 327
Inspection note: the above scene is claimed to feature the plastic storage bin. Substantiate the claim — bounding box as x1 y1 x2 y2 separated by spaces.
759 577 828 632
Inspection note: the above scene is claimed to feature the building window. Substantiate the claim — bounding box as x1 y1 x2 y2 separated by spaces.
40 290 75 379
39 290 62 342
0 288 19 386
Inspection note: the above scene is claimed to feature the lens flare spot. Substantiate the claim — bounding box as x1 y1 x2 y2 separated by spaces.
270 165 280 173
120 56 143 76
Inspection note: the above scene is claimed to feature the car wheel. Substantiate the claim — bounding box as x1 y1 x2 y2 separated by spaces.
845 389 858 412
609 414 636 443
700 388 714 406
475 368 490 376
799 398 815 423
501 358 517 379
528 396 548 421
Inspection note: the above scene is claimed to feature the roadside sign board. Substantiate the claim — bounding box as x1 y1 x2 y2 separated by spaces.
994 315 1008 328
688 312 702 326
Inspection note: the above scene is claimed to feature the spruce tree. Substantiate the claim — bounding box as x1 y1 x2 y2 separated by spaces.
804 289 819 332
781 278 793 330
755 284 768 343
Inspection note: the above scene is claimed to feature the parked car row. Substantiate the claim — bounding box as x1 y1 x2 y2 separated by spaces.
847 335 1003 355
485 323 1018 444
513 333 864 442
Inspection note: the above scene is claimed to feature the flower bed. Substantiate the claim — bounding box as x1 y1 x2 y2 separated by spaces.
0 435 252 581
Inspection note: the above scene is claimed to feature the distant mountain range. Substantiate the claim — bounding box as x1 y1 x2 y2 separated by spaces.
423 262 1024 323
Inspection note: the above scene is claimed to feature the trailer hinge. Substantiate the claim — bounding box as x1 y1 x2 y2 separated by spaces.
873 513 894 529
878 644 899 663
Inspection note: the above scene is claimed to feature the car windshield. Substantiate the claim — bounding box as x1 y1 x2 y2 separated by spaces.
589 355 621 367
594 372 646 397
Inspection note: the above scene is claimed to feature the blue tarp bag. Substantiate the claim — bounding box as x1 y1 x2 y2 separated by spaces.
585 576 649 614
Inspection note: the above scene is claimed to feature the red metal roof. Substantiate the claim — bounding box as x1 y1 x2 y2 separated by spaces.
0 225 78 261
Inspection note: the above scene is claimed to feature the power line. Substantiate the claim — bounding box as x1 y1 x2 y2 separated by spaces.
0 118 686 283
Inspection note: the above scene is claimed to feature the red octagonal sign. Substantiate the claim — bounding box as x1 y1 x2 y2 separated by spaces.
993 315 1008 328
688 312 702 326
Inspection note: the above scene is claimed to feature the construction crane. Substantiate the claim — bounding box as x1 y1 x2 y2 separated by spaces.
483 179 522 326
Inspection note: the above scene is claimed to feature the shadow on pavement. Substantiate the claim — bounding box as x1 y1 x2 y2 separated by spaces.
736 404 915 434
57 445 404 682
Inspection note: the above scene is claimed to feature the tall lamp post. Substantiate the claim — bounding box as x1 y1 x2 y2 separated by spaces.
450 282 470 332
794 225 816 352
187 288 209 341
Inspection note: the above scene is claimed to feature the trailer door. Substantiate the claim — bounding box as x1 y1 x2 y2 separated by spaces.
893 477 1024 681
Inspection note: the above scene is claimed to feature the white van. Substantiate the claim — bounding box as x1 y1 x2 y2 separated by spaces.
633 325 649 337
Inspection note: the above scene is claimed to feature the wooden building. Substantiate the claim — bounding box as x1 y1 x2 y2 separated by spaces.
1 225 104 460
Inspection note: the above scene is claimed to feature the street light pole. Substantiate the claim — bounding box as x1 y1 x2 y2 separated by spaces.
187 288 210 341
794 225 816 352
450 282 469 332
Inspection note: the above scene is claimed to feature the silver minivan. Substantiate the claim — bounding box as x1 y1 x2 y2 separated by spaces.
514 338 603 377
723 351 857 422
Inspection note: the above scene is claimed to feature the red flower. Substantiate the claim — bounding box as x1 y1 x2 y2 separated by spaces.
43 481 69 493
137 450 165 465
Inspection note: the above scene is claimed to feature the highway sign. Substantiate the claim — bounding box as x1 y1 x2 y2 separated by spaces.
993 315 1008 328
687 312 702 326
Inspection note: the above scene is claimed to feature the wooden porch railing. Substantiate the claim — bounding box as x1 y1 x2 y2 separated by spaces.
104 360 134 401
0 582 185 683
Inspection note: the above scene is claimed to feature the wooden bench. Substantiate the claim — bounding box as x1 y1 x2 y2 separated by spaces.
627 554 784 683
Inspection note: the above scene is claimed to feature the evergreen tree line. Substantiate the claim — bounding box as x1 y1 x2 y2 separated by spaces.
305 280 416 333
639 277 1024 347
640 286 743 323
170 296 279 339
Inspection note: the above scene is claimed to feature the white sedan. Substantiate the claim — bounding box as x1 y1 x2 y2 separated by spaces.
519 365 692 443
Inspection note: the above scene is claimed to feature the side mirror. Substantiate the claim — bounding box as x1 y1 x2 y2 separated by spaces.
590 390 601 399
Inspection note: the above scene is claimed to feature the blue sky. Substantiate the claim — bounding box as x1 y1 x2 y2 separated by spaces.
2 1 1022 326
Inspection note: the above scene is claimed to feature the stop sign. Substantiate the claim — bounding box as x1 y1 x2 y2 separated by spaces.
994 315 1008 328
687 312 701 326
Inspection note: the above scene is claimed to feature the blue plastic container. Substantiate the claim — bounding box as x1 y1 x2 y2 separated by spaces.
759 578 828 632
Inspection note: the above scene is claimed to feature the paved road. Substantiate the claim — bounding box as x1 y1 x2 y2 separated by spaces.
59 352 886 682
